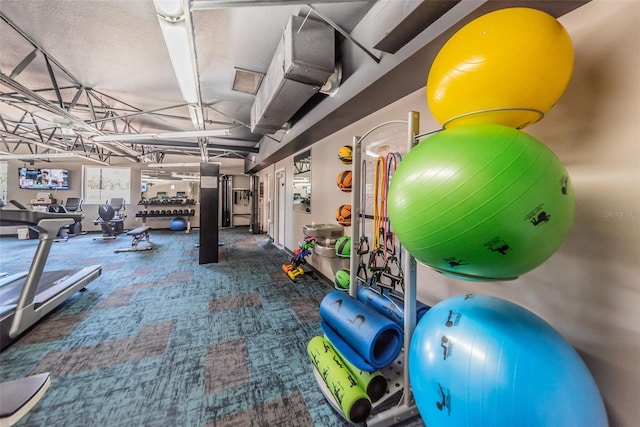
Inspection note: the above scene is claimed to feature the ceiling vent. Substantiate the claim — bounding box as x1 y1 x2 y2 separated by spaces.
232 68 264 95
250 15 335 135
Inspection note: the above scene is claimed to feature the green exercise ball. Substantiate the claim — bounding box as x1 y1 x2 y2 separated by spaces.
388 124 575 280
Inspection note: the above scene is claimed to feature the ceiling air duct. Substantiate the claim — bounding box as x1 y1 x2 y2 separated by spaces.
250 15 335 135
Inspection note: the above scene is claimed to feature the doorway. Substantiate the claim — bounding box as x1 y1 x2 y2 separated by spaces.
275 170 285 248
267 173 273 239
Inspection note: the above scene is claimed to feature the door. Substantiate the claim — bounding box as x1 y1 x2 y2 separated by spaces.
267 173 274 239
276 170 285 248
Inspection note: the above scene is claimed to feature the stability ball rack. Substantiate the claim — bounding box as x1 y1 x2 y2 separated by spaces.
351 112 422 425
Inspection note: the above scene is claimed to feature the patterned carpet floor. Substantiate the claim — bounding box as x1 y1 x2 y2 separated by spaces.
0 227 424 426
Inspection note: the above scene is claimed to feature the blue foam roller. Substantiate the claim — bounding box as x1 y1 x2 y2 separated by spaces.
356 286 431 327
320 290 403 372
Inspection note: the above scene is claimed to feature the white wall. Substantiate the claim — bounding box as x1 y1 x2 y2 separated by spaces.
258 1 639 425
1 158 247 233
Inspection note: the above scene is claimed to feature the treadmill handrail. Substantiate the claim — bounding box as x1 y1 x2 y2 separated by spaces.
0 210 83 228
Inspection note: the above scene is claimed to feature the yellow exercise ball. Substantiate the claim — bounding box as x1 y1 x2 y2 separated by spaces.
427 7 574 129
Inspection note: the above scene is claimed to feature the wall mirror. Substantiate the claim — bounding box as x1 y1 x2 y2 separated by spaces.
293 150 311 213
140 170 200 204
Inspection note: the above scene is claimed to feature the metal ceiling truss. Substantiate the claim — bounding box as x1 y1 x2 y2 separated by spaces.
0 12 254 165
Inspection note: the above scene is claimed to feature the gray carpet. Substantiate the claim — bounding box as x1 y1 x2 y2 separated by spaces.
0 227 424 426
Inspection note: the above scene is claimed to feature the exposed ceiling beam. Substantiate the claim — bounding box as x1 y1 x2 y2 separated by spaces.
0 75 141 161
0 152 110 165
91 128 232 142
0 130 67 153
0 12 83 87
118 138 258 153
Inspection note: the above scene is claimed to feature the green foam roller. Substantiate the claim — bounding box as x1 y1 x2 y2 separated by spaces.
325 335 387 402
307 336 372 423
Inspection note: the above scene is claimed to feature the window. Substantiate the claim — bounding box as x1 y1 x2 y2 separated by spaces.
83 166 131 204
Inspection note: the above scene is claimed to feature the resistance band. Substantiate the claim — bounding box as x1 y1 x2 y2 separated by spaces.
369 153 404 291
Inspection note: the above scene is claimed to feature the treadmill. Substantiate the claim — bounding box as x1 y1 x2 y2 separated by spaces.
0 206 101 425
0 206 102 350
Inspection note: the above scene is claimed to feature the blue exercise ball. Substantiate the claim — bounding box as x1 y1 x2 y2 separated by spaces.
169 217 187 231
409 294 608 427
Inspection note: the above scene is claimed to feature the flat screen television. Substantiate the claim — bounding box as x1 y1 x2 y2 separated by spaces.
18 167 69 190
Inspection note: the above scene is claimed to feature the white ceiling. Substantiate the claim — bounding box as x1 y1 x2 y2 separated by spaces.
0 0 588 171
0 0 374 165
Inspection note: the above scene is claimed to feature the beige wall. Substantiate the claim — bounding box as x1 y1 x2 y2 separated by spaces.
258 1 639 425
2 159 247 232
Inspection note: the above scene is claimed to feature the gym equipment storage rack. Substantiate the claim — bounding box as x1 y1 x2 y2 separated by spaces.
136 198 196 232
312 112 422 426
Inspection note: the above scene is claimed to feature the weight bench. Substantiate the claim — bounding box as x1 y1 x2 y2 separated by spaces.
114 226 154 253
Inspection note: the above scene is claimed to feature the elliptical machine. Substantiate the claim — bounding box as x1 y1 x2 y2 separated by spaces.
64 198 83 236
49 198 84 241
93 198 126 240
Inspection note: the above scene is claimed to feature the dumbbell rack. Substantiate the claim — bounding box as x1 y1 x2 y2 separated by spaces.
136 200 196 232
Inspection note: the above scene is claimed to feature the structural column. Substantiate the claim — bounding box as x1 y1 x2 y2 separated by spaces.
199 162 219 264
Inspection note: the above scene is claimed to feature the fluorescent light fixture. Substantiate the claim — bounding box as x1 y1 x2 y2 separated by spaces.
0 152 109 165
171 172 200 180
154 0 183 17
91 129 230 142
162 129 230 138
188 104 204 129
154 0 199 104
92 133 158 142
146 162 201 168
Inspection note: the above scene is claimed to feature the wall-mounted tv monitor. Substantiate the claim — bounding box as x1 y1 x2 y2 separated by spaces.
18 168 69 190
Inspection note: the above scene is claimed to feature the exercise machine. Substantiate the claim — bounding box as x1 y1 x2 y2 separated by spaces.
0 205 102 425
93 198 126 239
0 373 50 426
63 197 84 237
48 198 84 241
114 226 154 253
0 209 101 422
0 207 102 350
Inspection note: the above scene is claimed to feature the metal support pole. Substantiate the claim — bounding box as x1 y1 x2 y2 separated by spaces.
402 111 420 407
349 136 362 299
